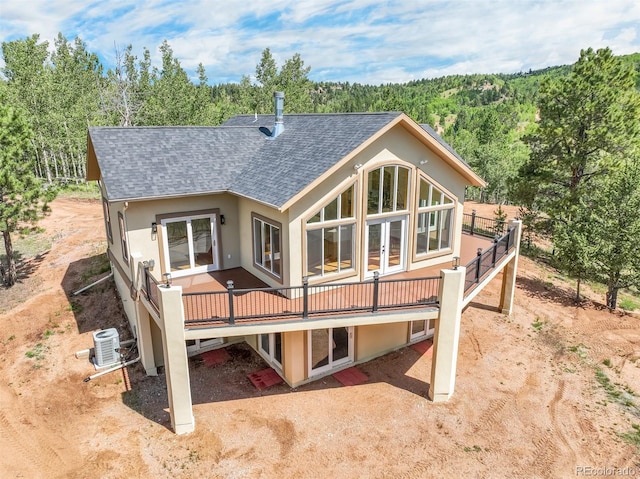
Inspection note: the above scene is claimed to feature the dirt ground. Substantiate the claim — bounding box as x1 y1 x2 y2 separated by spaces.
1 198 639 478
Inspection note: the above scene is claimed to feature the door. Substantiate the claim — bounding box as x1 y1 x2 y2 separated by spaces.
365 216 407 277
259 332 282 370
162 213 220 277
308 327 354 377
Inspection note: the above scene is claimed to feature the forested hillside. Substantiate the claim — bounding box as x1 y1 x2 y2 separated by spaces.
2 34 640 304
1 33 639 203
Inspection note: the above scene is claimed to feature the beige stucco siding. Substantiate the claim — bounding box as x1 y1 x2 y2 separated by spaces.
237 197 290 288
356 322 409 362
122 193 240 280
287 122 471 284
112 261 137 331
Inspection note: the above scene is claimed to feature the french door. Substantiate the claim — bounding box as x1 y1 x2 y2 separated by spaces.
259 333 282 370
365 216 407 277
161 213 220 277
308 327 354 377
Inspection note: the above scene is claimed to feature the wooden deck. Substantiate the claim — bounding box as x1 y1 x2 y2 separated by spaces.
173 233 494 326
174 232 493 295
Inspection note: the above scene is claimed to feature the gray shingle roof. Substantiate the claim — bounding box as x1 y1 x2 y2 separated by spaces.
419 123 472 169
89 112 470 208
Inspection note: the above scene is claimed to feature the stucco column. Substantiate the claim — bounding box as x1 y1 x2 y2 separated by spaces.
282 330 306 386
499 220 522 316
157 285 194 435
135 302 157 376
429 266 465 402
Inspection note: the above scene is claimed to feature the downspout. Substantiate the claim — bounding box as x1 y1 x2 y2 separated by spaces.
72 272 113 295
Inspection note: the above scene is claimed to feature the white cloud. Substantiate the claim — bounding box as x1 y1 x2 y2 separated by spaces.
0 0 638 84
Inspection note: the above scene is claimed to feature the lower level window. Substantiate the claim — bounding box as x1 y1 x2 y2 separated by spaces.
410 319 434 340
253 214 282 279
308 327 353 376
259 333 282 369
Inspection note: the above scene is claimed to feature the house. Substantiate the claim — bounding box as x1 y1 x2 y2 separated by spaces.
86 92 521 434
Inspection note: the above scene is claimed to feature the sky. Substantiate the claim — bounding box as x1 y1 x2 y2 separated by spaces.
1 0 639 85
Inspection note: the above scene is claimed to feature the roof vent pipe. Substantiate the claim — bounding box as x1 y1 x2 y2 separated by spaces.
271 91 285 139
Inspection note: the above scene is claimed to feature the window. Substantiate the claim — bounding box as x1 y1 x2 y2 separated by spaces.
102 198 113 243
252 214 282 279
410 319 434 341
308 327 353 376
367 166 410 215
159 211 219 277
259 333 282 369
306 184 356 277
117 212 129 265
415 178 454 256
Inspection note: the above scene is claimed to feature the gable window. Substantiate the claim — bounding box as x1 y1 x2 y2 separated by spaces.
252 214 281 279
117 212 129 265
367 165 410 215
415 178 454 256
102 198 113 243
306 184 356 277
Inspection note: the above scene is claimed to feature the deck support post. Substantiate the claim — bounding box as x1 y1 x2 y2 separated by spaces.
499 220 522 316
429 266 465 402
158 284 194 435
135 301 157 376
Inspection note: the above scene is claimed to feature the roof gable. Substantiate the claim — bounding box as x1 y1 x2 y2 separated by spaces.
88 111 482 208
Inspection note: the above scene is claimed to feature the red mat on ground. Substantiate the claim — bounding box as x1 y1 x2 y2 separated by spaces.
332 367 368 386
200 348 230 367
410 339 434 356
247 368 283 390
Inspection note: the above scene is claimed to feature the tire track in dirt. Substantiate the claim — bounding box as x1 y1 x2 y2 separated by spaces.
510 372 561 478
0 381 81 479
548 379 577 466
469 330 483 360
0 405 68 477
476 398 508 432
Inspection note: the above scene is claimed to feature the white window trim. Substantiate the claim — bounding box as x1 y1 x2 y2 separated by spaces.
252 215 282 280
161 213 218 278
307 327 354 377
415 178 455 257
258 333 282 370
305 184 357 278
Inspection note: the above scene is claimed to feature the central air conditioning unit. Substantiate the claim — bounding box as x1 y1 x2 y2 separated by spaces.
93 328 120 367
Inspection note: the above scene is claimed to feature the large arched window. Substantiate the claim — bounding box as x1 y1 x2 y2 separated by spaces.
367 165 410 215
416 178 454 256
306 184 356 277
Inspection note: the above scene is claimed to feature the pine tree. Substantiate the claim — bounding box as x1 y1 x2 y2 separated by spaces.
513 47 640 299
0 105 55 286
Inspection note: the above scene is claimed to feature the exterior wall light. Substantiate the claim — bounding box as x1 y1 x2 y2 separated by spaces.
151 222 158 234
220 215 226 225
354 163 363 170
452 256 460 270
143 259 155 270
163 272 172 288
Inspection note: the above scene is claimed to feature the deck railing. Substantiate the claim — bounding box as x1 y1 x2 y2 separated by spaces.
462 211 506 238
141 265 161 313
183 272 441 326
464 226 516 296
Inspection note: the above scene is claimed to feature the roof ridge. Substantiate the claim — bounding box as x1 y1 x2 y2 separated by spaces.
232 111 402 117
